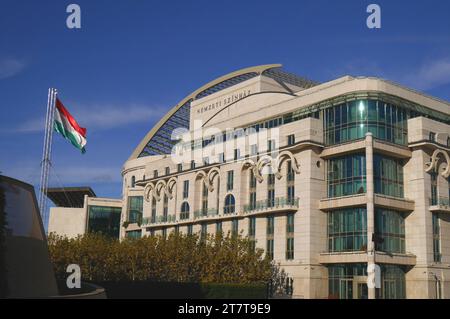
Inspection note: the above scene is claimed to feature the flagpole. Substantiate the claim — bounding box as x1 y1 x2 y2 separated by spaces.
39 88 56 229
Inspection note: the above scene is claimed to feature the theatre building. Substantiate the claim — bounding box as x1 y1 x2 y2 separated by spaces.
49 64 450 299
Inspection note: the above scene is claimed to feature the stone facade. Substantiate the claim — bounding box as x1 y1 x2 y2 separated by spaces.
49 65 450 299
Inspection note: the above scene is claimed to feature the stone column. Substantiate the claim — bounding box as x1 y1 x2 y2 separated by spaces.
365 133 376 299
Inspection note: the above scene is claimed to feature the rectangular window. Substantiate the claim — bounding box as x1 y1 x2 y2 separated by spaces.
175 225 179 235
250 144 258 156
286 238 294 260
268 139 276 152
375 209 405 254
431 172 437 205
266 239 274 260
216 221 222 234
267 173 275 208
203 157 209 166
287 186 295 205
227 170 234 191
430 132 436 142
288 134 295 146
163 195 169 221
286 213 294 233
218 153 225 163
232 219 239 236
165 167 170 175
177 163 183 172
87 205 122 238
187 224 193 235
373 154 404 198
328 208 367 253
327 154 366 198
127 196 143 224
151 198 156 223
153 170 158 178
286 213 294 260
267 190 275 208
190 160 196 169
183 180 189 199
249 192 257 210
433 213 441 262
249 217 256 237
287 161 295 182
234 149 240 160
267 215 274 235
202 182 208 215
162 228 167 239
250 170 257 188
249 217 256 252
201 223 207 240
249 170 257 211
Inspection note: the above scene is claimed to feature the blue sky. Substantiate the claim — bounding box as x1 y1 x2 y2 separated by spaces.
1 0 450 201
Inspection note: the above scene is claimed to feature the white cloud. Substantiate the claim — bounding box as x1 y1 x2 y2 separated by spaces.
329 57 450 92
0 58 26 80
3 163 121 186
401 58 450 91
14 103 167 133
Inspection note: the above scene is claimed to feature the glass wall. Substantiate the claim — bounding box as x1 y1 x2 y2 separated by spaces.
328 264 367 299
88 205 122 238
328 154 404 199
328 208 367 252
324 99 408 146
374 155 404 198
327 154 366 198
328 264 406 299
375 209 405 254
128 196 143 224
379 265 406 299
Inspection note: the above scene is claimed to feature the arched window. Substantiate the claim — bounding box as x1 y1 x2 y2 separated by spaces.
131 176 136 188
224 194 235 214
180 202 190 220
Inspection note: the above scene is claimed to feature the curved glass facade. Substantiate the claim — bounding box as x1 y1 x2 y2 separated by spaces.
327 154 366 198
138 100 191 157
324 99 408 146
375 209 405 254
328 208 367 252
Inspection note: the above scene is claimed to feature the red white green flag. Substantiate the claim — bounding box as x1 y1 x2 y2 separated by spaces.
54 98 87 153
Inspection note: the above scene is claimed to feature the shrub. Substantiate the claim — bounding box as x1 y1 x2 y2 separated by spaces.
48 232 274 285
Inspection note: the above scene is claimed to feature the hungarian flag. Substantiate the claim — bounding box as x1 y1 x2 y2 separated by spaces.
54 98 87 153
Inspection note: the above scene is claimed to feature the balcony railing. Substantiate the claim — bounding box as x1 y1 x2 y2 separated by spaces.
142 214 176 226
243 197 299 214
180 212 190 220
429 197 450 207
194 208 219 219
